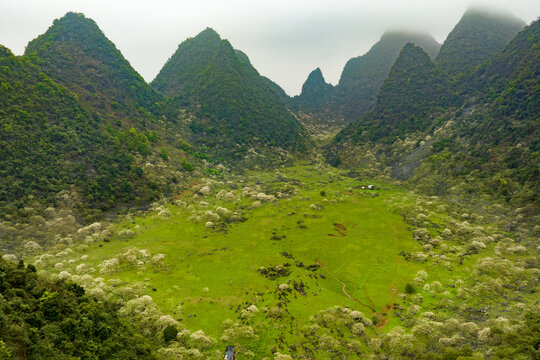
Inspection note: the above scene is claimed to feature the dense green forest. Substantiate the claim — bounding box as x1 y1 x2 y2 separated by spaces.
25 12 166 128
152 28 309 156
0 257 159 359
0 46 159 218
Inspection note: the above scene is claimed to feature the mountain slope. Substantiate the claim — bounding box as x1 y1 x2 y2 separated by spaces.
327 19 539 210
334 31 441 120
0 45 156 216
151 27 221 96
435 18 540 205
345 43 451 143
152 28 308 156
25 12 163 126
435 8 525 77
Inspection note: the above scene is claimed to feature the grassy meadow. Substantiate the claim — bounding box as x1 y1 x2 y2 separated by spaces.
26 165 529 358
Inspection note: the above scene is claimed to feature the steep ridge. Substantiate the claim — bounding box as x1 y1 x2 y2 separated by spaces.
334 31 441 121
426 18 540 207
350 43 451 143
327 19 538 210
0 45 154 214
25 12 164 127
152 28 309 156
435 8 525 77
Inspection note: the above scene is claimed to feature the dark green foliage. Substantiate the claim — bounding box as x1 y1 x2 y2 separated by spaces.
0 258 157 359
24 12 165 126
151 28 308 155
405 283 415 294
160 147 169 161
182 159 193 172
334 31 441 120
0 46 156 213
492 311 540 359
435 8 525 77
350 43 452 142
163 325 178 343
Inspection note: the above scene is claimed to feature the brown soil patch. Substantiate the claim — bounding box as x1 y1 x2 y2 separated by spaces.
328 223 347 237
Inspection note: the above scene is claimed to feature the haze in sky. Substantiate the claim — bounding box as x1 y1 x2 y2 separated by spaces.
1 0 538 95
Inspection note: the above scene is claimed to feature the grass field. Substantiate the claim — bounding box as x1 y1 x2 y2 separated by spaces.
32 166 465 357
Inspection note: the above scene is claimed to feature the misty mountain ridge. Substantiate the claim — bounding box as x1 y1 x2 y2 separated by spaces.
435 7 525 77
327 17 538 210
291 30 442 129
349 42 452 143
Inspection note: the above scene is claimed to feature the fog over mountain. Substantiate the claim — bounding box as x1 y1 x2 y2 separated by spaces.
2 0 539 94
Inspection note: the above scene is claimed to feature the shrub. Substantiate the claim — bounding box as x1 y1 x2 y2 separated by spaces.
182 159 193 172
163 325 178 343
160 148 168 161
405 283 416 294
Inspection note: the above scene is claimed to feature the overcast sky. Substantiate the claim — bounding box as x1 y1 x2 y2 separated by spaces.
1 0 538 95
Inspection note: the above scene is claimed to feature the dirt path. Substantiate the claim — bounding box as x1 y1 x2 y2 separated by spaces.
316 260 376 312
375 225 400 329
317 224 402 330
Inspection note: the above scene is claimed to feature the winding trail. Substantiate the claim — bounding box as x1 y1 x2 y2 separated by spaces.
316 260 376 313
316 223 402 329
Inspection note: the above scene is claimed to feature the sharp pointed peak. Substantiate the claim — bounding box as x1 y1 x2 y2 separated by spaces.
194 27 222 41
396 42 434 62
305 67 329 85
308 67 324 77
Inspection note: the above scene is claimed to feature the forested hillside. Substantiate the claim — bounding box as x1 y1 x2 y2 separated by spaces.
0 46 158 218
327 18 539 212
25 12 165 128
335 31 441 120
348 43 452 143
0 258 159 359
152 28 309 157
